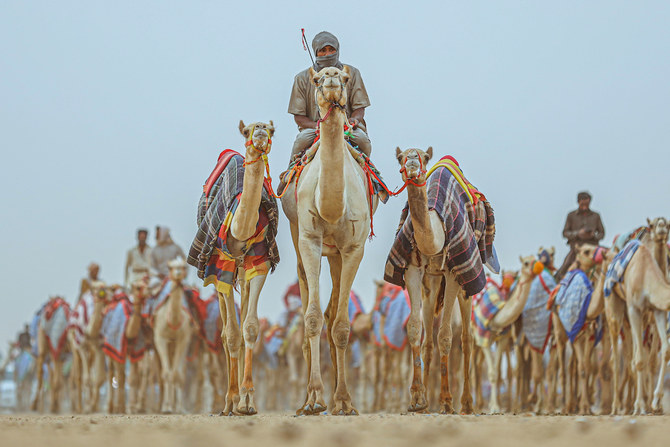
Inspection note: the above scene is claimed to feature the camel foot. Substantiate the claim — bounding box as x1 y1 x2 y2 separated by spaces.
332 396 358 416
237 390 257 416
489 405 502 415
439 400 455 415
460 399 474 415
408 385 428 413
296 388 326 415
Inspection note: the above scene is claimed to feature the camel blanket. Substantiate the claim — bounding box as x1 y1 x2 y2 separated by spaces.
15 351 34 382
348 290 365 325
384 157 495 297
39 298 71 360
187 150 279 296
522 270 556 353
261 327 284 370
371 309 383 347
101 296 132 364
472 279 509 348
68 291 95 347
378 287 411 351
552 269 593 343
196 293 223 353
604 239 640 298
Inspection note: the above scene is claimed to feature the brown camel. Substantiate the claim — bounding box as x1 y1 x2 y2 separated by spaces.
391 147 494 414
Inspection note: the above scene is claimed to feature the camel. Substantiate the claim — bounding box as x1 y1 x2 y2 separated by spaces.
388 147 495 414
67 281 109 413
280 66 379 415
152 257 195 413
31 296 71 413
473 258 542 414
605 218 670 415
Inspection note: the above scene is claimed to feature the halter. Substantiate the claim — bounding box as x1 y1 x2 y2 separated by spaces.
395 150 427 194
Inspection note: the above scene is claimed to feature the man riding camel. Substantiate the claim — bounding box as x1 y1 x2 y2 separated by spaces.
288 31 371 159
555 191 605 280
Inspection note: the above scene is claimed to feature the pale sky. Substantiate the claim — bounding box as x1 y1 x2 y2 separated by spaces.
1 1 669 354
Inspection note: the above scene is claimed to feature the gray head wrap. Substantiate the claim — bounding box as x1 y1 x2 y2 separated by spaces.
312 31 343 71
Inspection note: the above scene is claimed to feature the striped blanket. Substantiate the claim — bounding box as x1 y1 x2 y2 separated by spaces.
384 158 495 297
613 227 646 252
522 270 555 353
40 298 71 360
187 150 279 296
472 279 508 348
552 269 593 343
101 295 132 363
605 240 640 298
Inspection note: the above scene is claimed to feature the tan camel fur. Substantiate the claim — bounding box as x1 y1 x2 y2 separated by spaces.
394 147 478 414
153 257 194 413
125 279 153 414
67 281 109 414
216 120 275 416
479 257 539 414
281 66 378 415
604 241 670 414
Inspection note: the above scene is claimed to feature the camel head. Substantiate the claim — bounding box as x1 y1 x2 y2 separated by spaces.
647 217 669 243
239 120 275 156
130 277 150 304
168 257 187 284
574 243 609 272
537 246 556 270
310 65 350 109
518 254 543 283
90 281 109 305
396 147 433 184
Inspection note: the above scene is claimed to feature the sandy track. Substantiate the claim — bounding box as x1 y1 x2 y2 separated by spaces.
1 414 666 447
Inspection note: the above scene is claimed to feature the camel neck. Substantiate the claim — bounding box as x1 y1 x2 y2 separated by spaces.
231 152 265 241
407 183 443 255
168 283 184 329
317 107 346 223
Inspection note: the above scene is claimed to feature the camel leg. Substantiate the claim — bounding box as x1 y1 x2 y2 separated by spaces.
405 265 428 412
554 323 567 414
482 345 500 414
598 325 613 415
437 278 460 414
116 362 126 413
237 274 266 415
89 349 106 413
572 336 591 414
457 294 474 414
529 350 544 414
154 339 175 414
420 281 437 411
324 254 342 404
218 289 242 416
296 232 327 415
627 304 646 415
651 310 668 413
330 248 363 416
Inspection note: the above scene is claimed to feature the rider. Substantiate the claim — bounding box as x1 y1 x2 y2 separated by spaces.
288 31 372 160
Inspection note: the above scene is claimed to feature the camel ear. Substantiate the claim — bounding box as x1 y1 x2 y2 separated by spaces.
647 217 653 228
395 147 403 164
519 255 523 264
425 146 433 163
239 120 248 137
309 67 319 86
341 65 351 83
268 120 275 137
550 246 555 255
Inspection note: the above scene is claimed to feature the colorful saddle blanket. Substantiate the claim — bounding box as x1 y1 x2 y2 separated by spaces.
384 156 495 297
381 287 411 351
604 240 640 298
15 351 34 382
68 291 95 346
371 309 383 346
348 290 365 325
187 150 279 296
522 270 555 353
612 227 646 252
472 279 508 348
101 295 132 363
196 293 223 353
552 269 593 343
142 280 196 322
262 327 284 370
40 298 71 359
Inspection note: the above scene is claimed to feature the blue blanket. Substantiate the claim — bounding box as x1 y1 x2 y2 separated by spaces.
101 298 132 363
472 281 508 348
15 351 34 382
348 291 365 325
522 270 556 352
553 270 593 343
604 239 640 298
382 289 411 350
202 297 222 352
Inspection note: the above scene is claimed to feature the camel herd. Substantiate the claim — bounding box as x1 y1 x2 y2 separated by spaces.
4 66 670 417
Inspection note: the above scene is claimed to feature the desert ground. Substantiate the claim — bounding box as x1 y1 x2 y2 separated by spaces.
1 413 667 447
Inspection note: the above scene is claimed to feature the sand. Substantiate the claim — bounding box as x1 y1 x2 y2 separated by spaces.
0 413 667 447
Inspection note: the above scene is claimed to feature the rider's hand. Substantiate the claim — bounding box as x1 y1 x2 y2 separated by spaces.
349 118 359 129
